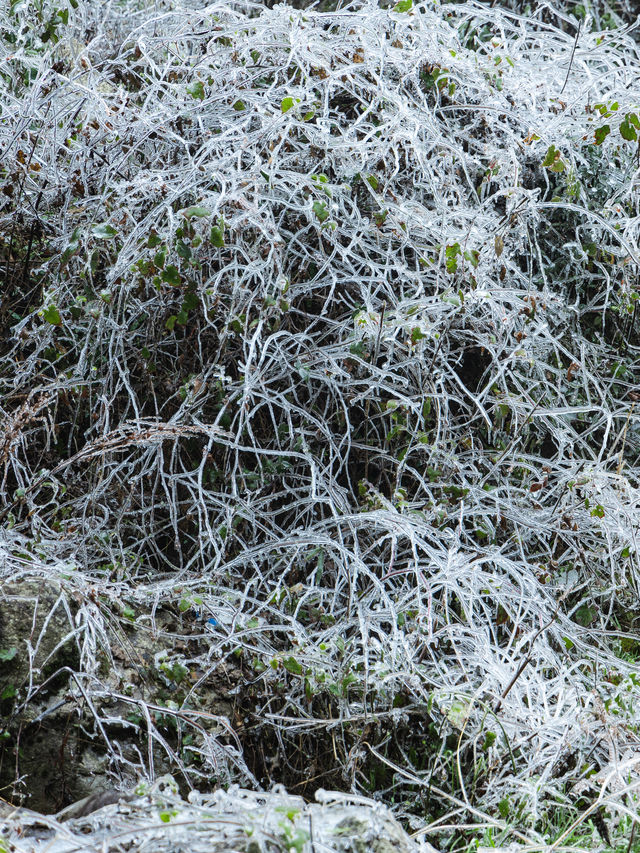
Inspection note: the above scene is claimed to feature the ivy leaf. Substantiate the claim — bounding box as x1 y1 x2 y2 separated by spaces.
186 80 205 101
282 656 303 675
312 201 329 222
445 242 461 272
176 240 191 260
43 305 62 326
541 145 558 168
161 265 181 286
575 604 595 626
620 117 637 142
464 249 479 268
210 225 224 247
183 291 199 312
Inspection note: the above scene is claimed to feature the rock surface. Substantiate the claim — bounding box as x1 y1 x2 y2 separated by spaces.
0 571 252 813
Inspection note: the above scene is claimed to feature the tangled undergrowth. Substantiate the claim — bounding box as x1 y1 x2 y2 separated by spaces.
2 0 640 849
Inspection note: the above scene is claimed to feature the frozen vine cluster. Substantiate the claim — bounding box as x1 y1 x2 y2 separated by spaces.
2 0 640 847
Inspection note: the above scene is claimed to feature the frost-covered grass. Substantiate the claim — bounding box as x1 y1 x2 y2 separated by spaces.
2 0 640 849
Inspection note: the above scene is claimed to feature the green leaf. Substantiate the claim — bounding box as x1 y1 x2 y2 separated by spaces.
620 118 637 142
541 145 558 168
594 124 610 144
575 605 595 626
176 240 191 260
233 99 246 111
394 0 412 11
482 731 496 750
0 647 17 662
182 205 210 219
165 315 177 331
183 292 199 312
366 174 378 190
281 96 295 114
628 112 640 129
161 265 181 286
61 227 80 265
186 80 205 101
43 305 62 326
312 200 329 222
445 242 461 273
210 225 224 247
282 656 303 675
91 222 117 239
464 249 479 268
1 684 16 700
420 68 439 90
